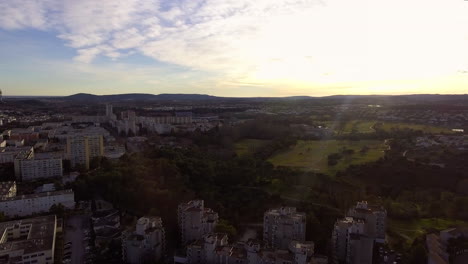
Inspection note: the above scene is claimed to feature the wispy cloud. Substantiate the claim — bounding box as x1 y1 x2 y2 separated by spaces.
1 0 468 96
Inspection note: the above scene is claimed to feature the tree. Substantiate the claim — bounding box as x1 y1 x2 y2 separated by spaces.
407 244 427 264
214 219 237 238
49 203 66 217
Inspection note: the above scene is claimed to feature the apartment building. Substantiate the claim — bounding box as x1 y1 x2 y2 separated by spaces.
0 189 75 217
347 201 387 243
178 200 219 245
67 135 103 169
0 181 16 198
263 207 307 249
122 216 166 264
331 201 387 264
180 234 319 264
14 152 63 181
0 215 60 264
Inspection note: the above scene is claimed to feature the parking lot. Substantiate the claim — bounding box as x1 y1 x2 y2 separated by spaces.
63 215 93 264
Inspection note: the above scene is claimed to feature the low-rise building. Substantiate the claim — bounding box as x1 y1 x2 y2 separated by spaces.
122 216 166 264
0 215 60 264
0 189 75 217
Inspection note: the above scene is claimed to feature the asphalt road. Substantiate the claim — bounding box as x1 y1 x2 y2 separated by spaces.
64 215 89 264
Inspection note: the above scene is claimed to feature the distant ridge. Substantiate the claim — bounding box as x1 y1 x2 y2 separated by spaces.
62 93 220 102
56 93 468 103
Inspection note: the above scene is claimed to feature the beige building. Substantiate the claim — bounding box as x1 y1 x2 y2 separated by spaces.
0 189 75 217
67 135 103 170
122 216 166 264
0 215 60 264
178 200 219 245
263 207 306 249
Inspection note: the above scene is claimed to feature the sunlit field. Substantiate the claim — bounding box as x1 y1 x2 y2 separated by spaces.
268 140 387 175
317 120 454 134
388 218 468 248
234 139 271 156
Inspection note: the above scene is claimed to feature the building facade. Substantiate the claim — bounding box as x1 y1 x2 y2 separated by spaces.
180 235 318 264
67 135 103 170
0 189 75 217
122 216 166 264
14 156 63 181
178 200 219 245
263 207 307 249
331 201 387 264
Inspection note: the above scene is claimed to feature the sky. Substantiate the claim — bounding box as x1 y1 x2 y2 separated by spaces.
1 0 468 97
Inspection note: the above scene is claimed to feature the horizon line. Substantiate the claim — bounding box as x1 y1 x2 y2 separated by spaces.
3 92 468 99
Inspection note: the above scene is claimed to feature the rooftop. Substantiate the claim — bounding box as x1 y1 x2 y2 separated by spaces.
0 215 57 255
0 189 73 202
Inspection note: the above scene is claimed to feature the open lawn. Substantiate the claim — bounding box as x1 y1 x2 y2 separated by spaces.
375 122 454 134
342 120 376 133
268 140 386 175
317 120 375 134
388 218 468 248
316 120 453 134
234 139 271 156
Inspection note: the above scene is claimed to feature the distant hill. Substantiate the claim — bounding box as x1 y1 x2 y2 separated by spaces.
58 93 468 104
62 93 220 102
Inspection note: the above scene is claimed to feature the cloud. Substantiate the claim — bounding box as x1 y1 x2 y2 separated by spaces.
1 0 468 93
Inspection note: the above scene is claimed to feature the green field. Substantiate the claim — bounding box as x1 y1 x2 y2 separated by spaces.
376 122 454 134
234 139 270 156
342 120 376 133
388 218 468 248
317 120 375 134
268 140 386 174
316 120 453 134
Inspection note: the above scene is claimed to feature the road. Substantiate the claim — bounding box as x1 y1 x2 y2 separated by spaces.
64 215 90 264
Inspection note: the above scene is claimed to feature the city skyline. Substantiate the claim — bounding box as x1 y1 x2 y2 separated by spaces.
1 0 468 97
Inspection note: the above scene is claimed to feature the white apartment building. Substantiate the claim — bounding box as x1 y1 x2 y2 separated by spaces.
179 235 318 264
14 154 63 181
0 189 75 217
347 201 387 243
178 200 219 245
122 216 166 264
331 201 387 264
263 207 307 249
0 181 16 198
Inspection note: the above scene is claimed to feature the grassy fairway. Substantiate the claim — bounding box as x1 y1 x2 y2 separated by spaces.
342 120 376 133
388 218 468 248
234 139 270 156
317 120 453 134
268 140 386 174
375 122 454 134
